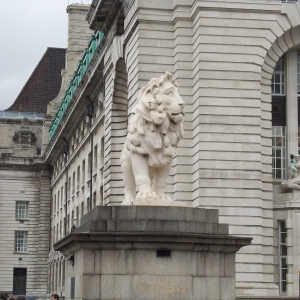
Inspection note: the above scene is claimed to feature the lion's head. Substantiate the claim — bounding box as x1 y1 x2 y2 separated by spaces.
125 72 185 167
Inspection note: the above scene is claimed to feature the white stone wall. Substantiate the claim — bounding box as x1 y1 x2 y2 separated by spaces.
119 0 300 297
50 114 105 246
46 0 300 298
66 5 94 84
0 167 50 297
48 104 106 294
0 119 43 153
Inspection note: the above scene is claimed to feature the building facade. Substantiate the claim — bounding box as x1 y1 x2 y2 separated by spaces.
39 0 300 299
0 4 93 298
0 33 66 300
0 113 50 297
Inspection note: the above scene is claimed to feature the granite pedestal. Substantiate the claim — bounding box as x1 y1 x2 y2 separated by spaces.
54 206 251 300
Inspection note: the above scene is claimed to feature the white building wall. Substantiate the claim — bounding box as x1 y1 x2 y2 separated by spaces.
45 0 300 298
0 167 50 297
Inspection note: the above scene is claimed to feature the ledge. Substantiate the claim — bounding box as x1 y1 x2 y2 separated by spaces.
54 206 252 255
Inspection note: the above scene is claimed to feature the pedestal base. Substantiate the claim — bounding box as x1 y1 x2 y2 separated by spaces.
55 206 251 300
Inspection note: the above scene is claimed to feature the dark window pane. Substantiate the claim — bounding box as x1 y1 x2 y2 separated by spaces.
281 232 287 243
276 149 282 157
276 159 281 168
275 85 280 94
276 169 281 179
281 221 286 232
281 258 287 269
281 245 287 256
281 268 287 281
282 281 286 292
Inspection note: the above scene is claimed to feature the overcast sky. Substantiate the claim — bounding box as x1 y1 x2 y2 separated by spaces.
0 0 91 111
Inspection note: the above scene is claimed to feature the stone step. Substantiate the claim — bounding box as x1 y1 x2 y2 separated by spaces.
80 206 219 225
76 219 229 235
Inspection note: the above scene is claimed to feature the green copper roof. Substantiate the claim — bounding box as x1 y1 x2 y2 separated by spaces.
49 31 104 139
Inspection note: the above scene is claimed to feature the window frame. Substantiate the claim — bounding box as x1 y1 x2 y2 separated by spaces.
15 201 29 220
14 231 28 253
271 55 287 180
272 126 287 180
278 221 288 294
271 56 285 96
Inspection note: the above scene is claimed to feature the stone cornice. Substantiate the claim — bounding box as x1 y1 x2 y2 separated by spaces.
190 0 282 18
55 231 252 256
54 206 252 256
67 3 90 15
0 160 48 172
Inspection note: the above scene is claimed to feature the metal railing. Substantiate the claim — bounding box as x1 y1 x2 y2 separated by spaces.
49 31 104 139
282 0 300 2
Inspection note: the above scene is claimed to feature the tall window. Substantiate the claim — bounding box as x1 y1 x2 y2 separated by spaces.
93 191 96 208
72 172 75 194
81 202 84 217
77 166 80 190
15 201 29 219
54 195 56 213
82 160 85 185
61 186 64 208
272 56 286 179
297 50 300 94
14 231 28 252
68 177 71 199
100 137 104 166
279 221 287 293
272 127 286 179
94 145 98 172
88 152 91 175
71 277 75 299
297 51 300 152
272 57 285 95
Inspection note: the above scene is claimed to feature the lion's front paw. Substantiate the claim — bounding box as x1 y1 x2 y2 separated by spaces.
122 198 134 206
157 194 173 202
136 191 158 203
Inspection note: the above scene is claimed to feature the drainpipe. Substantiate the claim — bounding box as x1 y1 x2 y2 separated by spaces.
86 96 94 211
62 137 69 236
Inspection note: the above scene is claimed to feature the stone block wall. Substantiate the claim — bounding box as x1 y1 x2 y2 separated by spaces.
0 167 50 296
56 206 250 300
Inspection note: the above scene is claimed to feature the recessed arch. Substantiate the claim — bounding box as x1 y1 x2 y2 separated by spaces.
104 58 128 204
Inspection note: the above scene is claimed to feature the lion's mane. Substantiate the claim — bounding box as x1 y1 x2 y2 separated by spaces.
125 72 184 167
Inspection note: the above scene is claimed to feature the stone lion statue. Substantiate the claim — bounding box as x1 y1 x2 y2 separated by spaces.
282 154 300 190
121 72 185 205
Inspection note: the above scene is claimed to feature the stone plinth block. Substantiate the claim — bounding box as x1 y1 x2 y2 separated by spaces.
54 206 251 300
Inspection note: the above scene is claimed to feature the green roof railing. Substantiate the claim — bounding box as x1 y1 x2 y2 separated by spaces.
49 31 104 139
